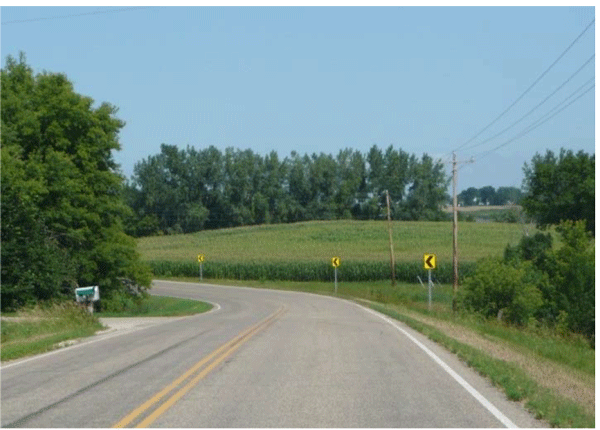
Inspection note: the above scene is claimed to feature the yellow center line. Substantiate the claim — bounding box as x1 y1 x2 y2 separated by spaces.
112 306 286 428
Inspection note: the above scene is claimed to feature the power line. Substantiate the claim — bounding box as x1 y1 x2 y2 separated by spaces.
450 18 595 155
1 7 151 25
466 82 595 166
461 55 595 152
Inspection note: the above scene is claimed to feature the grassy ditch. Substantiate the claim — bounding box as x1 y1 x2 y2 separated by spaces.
1 302 103 362
1 296 213 362
365 303 594 428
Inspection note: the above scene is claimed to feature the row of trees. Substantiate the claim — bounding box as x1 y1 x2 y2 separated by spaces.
457 185 523 206
124 144 450 236
1 54 151 310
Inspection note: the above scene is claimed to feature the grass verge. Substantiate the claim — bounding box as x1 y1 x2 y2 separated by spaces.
97 295 212 317
1 302 103 362
1 296 213 362
364 303 594 428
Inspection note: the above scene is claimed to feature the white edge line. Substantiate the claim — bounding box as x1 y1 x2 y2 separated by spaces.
158 280 517 428
1 299 222 370
357 304 518 429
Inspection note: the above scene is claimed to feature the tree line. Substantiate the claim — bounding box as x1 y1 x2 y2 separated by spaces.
457 185 523 206
124 144 450 236
2 52 594 325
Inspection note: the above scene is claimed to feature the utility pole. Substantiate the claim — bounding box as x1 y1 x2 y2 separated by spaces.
452 153 459 312
385 190 396 287
450 152 474 313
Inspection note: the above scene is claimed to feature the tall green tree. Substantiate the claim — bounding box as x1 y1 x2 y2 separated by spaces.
404 154 449 220
458 187 480 206
334 149 366 219
1 53 150 310
522 149 594 235
494 186 523 205
478 186 496 206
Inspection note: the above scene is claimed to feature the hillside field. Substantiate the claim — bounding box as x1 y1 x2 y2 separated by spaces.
138 220 538 265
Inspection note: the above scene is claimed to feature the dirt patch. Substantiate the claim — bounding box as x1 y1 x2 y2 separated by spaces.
370 303 595 416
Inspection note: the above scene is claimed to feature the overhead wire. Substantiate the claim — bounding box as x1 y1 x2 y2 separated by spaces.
461 81 595 169
460 55 595 152
448 18 595 157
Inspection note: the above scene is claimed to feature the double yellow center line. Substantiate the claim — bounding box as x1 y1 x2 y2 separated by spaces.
113 306 287 428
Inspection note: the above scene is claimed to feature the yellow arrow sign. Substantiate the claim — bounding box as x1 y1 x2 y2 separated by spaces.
198 254 205 263
331 256 341 268
423 253 436 270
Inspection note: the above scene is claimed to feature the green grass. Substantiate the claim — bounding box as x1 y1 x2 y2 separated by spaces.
456 315 594 377
138 220 538 264
1 296 213 362
1 302 104 362
98 295 213 317
367 304 594 428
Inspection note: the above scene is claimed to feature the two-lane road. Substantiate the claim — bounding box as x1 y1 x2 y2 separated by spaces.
1 280 542 427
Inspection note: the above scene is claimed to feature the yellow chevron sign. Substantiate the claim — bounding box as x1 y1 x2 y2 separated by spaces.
423 253 436 270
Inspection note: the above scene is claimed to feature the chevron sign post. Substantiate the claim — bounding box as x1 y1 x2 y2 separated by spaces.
423 253 436 310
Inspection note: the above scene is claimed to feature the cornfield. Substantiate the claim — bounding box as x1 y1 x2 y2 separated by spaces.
148 260 476 284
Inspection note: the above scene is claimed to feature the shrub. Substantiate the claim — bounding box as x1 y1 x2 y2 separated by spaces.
99 290 148 313
504 232 553 266
458 257 543 326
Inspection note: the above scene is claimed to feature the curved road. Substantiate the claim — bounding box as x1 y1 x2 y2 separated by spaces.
1 280 542 428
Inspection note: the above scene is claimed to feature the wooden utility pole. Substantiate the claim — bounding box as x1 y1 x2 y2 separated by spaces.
385 190 396 286
450 152 474 313
452 153 459 312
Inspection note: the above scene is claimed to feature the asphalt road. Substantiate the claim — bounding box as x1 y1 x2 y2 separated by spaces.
1 280 543 428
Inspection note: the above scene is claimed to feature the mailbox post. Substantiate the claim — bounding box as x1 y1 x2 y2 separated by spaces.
75 286 100 314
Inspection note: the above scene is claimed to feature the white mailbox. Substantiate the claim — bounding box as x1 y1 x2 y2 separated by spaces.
75 286 100 303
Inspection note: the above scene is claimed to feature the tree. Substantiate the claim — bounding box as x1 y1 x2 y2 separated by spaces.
1 53 151 310
404 154 449 220
522 149 594 235
544 221 595 339
478 186 496 206
335 149 366 219
494 186 523 205
458 187 480 206
501 221 594 340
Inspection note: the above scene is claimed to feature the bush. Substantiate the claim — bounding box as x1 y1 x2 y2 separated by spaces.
99 290 149 313
458 257 543 326
504 232 553 266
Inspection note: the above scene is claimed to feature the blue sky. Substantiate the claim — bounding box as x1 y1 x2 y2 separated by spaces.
1 6 595 192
